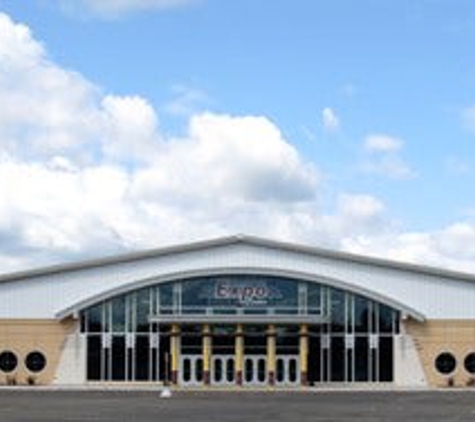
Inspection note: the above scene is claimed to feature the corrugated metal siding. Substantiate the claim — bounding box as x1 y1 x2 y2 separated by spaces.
0 242 474 319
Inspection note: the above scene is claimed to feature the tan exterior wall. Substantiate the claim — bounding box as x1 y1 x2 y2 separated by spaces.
405 319 475 387
1 317 475 387
0 318 77 385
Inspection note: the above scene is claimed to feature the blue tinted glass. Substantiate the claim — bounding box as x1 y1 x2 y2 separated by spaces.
355 296 369 332
378 304 394 333
112 297 126 333
180 275 299 314
331 289 345 332
86 304 103 332
181 277 215 313
307 283 321 314
135 289 150 332
159 283 173 314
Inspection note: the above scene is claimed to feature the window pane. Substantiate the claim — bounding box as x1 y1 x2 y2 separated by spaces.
331 290 345 333
307 334 321 383
464 353 475 374
135 335 150 381
112 297 126 333
181 325 202 355
183 359 191 382
276 358 284 382
214 359 222 382
354 297 369 333
435 353 456 375
136 289 150 333
212 325 235 355
289 358 297 383
378 304 394 333
226 359 235 382
87 305 103 333
111 336 126 381
25 351 47 373
195 358 203 382
0 351 18 373
330 337 345 381
159 284 173 314
379 337 393 381
86 336 101 381
307 283 321 314
245 359 253 383
354 337 369 382
257 359 266 382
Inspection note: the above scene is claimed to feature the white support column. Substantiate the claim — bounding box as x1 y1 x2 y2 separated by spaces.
54 322 86 385
393 323 427 387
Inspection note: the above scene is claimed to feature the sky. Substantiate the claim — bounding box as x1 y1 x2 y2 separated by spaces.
1 0 475 274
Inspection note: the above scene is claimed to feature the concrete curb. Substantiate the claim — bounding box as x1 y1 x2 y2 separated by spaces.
0 385 473 393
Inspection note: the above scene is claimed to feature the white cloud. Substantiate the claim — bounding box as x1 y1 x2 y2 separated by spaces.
338 194 385 221
321 107 340 132
54 0 198 18
361 134 414 180
343 222 475 273
0 13 324 271
0 14 100 160
1 11 475 276
364 134 402 152
101 95 161 163
132 112 319 205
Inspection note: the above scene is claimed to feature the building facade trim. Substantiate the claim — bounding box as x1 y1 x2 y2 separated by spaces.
55 266 425 321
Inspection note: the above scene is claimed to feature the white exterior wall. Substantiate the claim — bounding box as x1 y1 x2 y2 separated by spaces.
393 330 427 387
0 241 475 320
54 325 86 385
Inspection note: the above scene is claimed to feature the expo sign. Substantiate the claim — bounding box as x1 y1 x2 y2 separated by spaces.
214 282 272 305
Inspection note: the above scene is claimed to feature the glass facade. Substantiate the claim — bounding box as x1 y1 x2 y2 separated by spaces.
80 274 400 384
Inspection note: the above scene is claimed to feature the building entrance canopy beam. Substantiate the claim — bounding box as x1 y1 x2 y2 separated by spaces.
149 314 330 325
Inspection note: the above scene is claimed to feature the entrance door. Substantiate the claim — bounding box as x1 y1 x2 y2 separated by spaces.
180 356 204 386
243 356 267 385
275 356 300 386
211 355 235 385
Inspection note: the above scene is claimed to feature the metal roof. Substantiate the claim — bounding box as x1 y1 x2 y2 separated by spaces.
0 234 474 285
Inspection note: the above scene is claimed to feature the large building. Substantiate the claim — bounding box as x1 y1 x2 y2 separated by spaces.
0 235 474 388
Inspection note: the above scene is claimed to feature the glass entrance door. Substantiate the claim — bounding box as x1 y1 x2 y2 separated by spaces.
180 356 204 386
243 356 267 385
211 355 235 385
275 356 300 386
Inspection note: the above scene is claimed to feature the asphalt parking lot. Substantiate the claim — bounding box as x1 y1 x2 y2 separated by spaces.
0 390 475 422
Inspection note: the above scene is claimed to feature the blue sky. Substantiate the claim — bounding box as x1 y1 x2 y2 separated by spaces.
1 0 475 273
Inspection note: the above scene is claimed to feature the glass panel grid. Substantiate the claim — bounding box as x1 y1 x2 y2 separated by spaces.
80 275 400 384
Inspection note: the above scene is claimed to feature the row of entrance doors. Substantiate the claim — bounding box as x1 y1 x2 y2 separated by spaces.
180 355 300 386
